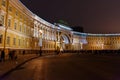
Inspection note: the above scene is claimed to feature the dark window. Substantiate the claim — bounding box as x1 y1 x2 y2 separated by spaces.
0 35 3 44
2 0 6 7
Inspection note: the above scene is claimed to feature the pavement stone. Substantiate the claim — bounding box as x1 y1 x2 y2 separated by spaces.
0 53 39 77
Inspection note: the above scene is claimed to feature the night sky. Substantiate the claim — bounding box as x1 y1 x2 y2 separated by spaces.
20 0 120 34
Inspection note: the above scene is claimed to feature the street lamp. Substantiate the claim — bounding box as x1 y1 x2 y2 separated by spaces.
3 0 9 51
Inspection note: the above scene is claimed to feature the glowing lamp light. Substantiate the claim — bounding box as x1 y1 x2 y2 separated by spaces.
39 30 43 34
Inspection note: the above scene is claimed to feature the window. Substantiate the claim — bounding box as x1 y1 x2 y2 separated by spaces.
7 36 10 45
18 39 20 46
0 35 3 44
1 15 4 25
9 6 12 12
8 19 11 27
14 22 17 30
19 24 22 31
20 15 22 19
15 11 18 16
2 0 6 7
23 40 24 46
24 26 26 33
13 38 16 45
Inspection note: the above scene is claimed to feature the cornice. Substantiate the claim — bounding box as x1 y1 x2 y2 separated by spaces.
0 26 31 38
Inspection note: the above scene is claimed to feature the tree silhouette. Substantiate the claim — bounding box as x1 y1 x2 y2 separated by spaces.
57 20 69 26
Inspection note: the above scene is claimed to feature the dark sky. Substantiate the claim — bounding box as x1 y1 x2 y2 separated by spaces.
20 0 120 34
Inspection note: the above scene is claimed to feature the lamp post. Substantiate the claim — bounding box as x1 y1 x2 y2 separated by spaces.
3 0 9 50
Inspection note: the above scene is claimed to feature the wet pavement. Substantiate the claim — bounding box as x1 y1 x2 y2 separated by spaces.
2 53 120 80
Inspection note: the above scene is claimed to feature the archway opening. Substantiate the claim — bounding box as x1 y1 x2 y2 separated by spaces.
59 34 71 51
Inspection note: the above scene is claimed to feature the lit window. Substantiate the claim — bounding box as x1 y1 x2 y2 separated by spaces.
0 35 3 44
7 36 10 45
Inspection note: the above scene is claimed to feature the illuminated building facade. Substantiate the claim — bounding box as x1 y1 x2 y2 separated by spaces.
84 34 120 50
0 0 57 54
0 0 120 55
